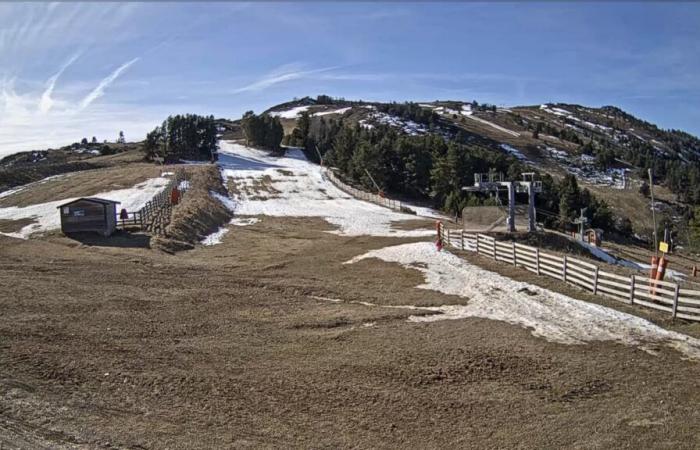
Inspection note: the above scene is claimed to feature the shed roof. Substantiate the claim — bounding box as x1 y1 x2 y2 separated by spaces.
56 197 121 209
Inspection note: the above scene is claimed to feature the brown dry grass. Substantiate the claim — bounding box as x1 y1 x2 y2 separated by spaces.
3 215 700 448
0 163 177 208
0 217 35 233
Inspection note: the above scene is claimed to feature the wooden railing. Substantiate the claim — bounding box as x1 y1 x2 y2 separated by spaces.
117 171 190 236
437 222 700 322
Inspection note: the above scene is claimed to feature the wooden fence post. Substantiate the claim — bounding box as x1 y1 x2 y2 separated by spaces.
461 230 465 251
535 248 540 275
672 283 680 319
593 267 599 295
512 242 517 266
476 235 480 255
492 239 497 260
629 275 636 305
562 255 568 282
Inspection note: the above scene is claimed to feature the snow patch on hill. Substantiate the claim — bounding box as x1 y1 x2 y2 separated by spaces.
268 105 311 119
499 144 528 161
347 242 700 359
217 141 435 237
463 114 520 137
312 107 351 117
359 112 428 136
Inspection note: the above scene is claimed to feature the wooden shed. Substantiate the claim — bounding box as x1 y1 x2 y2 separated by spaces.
57 197 120 236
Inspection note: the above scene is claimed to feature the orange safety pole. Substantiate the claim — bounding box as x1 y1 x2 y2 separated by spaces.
651 256 668 295
649 255 659 295
656 256 667 282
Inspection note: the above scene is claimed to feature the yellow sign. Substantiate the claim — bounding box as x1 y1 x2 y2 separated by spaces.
659 241 669 253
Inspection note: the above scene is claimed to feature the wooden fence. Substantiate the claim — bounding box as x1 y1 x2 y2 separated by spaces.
117 171 190 236
437 222 700 322
325 168 406 212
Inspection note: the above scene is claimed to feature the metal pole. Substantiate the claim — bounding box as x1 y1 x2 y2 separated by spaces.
314 145 324 165
527 182 536 232
364 169 382 194
648 168 658 256
507 181 515 233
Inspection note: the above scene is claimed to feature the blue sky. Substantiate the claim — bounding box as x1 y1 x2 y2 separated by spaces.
1 2 699 156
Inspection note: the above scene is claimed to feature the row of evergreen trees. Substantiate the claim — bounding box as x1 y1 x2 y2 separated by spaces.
291 114 618 233
143 114 218 162
241 111 283 152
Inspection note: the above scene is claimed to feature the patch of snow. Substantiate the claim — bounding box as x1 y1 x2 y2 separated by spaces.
312 107 351 117
201 226 229 246
230 217 259 226
0 187 24 199
360 112 428 136
463 114 520 137
211 190 238 212
546 146 569 160
0 174 73 200
268 105 311 119
0 177 171 239
216 141 434 237
499 144 527 161
346 242 700 359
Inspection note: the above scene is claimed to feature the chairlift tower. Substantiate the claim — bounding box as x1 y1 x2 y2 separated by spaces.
462 171 542 233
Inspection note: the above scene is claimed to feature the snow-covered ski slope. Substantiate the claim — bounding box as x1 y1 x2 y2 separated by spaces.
348 242 700 360
217 141 436 237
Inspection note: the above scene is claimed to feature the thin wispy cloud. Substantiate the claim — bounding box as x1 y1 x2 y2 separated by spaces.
38 52 81 114
231 64 339 94
78 57 139 111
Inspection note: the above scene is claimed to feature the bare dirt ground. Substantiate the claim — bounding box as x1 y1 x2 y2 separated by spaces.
2 214 700 449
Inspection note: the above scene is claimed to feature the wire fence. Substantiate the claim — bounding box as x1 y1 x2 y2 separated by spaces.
437 222 700 322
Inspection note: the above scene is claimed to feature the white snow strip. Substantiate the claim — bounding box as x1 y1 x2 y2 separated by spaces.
0 187 24 200
211 190 238 212
0 173 73 200
312 107 351 117
499 144 527 161
463 114 520 137
201 226 229 246
217 141 434 237
230 217 259 226
268 105 311 119
0 177 170 239
346 242 700 359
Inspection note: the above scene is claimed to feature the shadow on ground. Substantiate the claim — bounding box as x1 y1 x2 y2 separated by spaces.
65 230 151 248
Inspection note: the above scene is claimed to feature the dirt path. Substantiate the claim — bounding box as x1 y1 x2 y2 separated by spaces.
2 216 700 448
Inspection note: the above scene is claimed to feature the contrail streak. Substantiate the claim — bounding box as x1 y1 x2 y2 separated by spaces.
79 57 139 111
39 52 81 114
